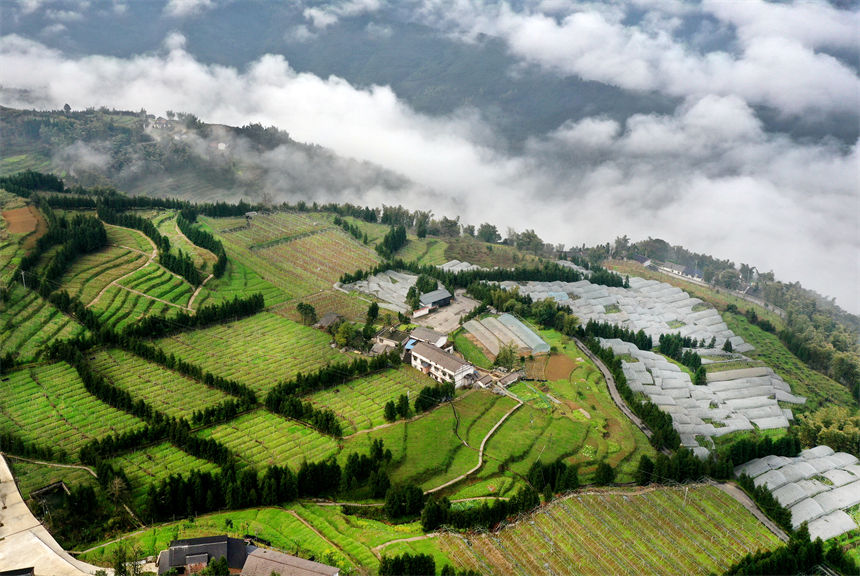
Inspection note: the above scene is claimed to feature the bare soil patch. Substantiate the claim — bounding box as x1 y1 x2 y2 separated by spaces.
546 354 576 381
2 205 38 234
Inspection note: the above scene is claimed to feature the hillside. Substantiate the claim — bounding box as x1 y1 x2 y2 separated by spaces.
0 169 857 575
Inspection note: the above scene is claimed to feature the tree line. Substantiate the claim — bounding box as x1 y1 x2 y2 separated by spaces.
332 215 369 244
121 293 264 340
177 213 228 277
97 206 202 285
375 225 407 258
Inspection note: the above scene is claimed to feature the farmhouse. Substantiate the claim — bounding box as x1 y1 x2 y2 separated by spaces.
156 535 247 574
314 312 343 330
241 548 340 576
376 327 410 348
410 340 475 388
409 327 448 349
156 536 340 576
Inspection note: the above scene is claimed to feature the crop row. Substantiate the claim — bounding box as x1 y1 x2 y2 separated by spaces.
109 441 220 505
195 409 338 470
223 213 328 246
59 245 147 304
93 284 177 331
89 349 232 419
0 284 85 361
0 362 144 459
303 366 437 436
105 223 153 254
118 262 193 307
437 485 780 576
157 312 346 396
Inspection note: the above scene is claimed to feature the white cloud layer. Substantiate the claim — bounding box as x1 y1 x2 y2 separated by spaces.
0 34 857 312
163 0 213 18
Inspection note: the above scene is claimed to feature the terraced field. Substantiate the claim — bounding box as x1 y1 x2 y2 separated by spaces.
273 288 372 324
0 284 86 361
191 257 286 309
92 284 178 331
59 246 148 304
195 410 338 470
7 458 97 500
117 262 193 307
0 362 144 459
438 485 780 576
304 366 438 436
396 237 448 265
157 312 346 396
342 391 518 490
105 224 153 254
109 442 221 505
153 211 217 271
89 349 232 419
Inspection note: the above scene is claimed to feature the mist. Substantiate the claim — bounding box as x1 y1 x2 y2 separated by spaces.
0 1 858 313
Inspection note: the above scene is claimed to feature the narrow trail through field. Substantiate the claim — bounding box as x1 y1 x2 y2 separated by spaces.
187 273 213 309
371 533 439 556
574 336 671 456
88 224 157 308
426 400 523 495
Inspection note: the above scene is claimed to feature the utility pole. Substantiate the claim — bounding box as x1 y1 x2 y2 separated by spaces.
21 270 26 290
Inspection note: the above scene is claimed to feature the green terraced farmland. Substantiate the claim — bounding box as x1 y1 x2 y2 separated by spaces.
438 484 781 576
0 284 86 361
60 245 148 305
191 257 286 309
109 442 221 506
153 211 217 271
92 283 179 331
89 349 232 419
274 288 373 324
195 409 339 470
105 223 153 254
157 312 346 396
342 391 518 490
0 362 144 459
7 458 97 500
304 366 438 435
117 262 193 307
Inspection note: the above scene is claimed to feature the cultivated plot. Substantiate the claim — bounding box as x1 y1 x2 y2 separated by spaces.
0 284 86 361
0 362 144 459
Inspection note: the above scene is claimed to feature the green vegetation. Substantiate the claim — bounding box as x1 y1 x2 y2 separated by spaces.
7 457 98 500
724 312 855 410
452 329 493 369
438 485 780 576
0 283 86 361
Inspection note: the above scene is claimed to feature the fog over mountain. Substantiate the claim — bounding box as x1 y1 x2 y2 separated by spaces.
1 0 858 313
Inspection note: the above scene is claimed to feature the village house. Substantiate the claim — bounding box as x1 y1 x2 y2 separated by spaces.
409 327 449 349
409 341 475 388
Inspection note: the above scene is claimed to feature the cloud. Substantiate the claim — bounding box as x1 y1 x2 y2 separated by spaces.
301 0 382 29
0 34 857 312
163 0 214 18
413 1 860 118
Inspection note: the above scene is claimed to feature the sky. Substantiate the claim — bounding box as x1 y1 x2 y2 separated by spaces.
1 0 858 313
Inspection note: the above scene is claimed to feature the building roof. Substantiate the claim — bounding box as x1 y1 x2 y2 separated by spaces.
410 326 447 344
419 288 452 307
315 312 342 328
0 569 36 576
241 548 339 576
159 535 247 574
377 326 409 344
499 370 524 386
476 373 495 387
411 341 470 374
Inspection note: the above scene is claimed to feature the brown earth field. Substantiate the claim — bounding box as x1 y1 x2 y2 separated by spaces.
546 353 576 381
3 205 46 248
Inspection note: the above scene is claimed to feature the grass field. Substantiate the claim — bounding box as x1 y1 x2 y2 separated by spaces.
304 366 439 436
58 245 148 305
443 236 539 268
109 442 221 506
342 391 519 491
453 329 493 369
396 237 449 265
79 503 439 574
0 284 86 361
7 458 98 500
723 313 855 410
196 409 339 470
89 349 232 419
439 484 780 576
157 312 347 397
0 362 144 460
153 211 217 271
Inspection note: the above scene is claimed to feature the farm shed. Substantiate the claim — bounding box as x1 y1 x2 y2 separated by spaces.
419 288 453 308
315 312 343 330
241 547 339 576
410 326 449 348
376 326 410 348
157 535 248 575
410 340 475 388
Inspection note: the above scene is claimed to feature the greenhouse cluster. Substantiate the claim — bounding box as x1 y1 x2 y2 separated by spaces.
600 339 805 458
502 276 750 351
343 270 419 313
735 446 860 540
463 313 550 355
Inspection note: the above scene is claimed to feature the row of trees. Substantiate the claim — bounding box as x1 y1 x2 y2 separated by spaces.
582 319 653 351
332 215 369 244
177 213 228 277
97 206 202 285
121 293 264 339
376 225 407 258
421 485 541 531
413 382 455 413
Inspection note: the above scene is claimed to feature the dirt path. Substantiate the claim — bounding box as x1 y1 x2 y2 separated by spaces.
574 337 671 456
187 273 213 309
288 509 360 566
5 454 97 478
88 225 158 308
713 481 789 542
371 533 438 556
425 400 523 494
